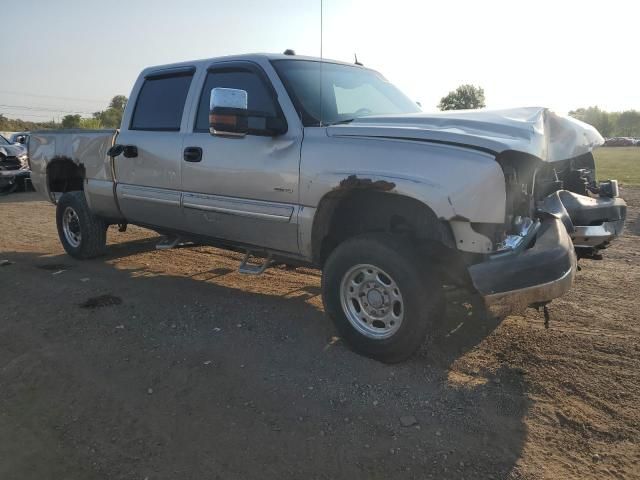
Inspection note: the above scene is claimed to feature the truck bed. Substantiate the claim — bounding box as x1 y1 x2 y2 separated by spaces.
29 129 117 201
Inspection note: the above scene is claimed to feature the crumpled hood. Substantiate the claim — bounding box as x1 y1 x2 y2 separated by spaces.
327 107 603 162
0 144 26 157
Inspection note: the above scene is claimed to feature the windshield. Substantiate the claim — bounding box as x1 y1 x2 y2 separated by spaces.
271 60 421 126
0 135 10 145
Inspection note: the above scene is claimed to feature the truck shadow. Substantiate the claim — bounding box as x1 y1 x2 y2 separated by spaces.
0 190 48 204
1 245 530 480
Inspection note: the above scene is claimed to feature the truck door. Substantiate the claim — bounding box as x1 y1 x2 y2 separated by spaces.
180 61 301 254
115 67 196 231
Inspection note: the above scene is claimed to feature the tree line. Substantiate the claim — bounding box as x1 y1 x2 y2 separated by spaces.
568 106 640 138
0 95 127 132
437 86 640 138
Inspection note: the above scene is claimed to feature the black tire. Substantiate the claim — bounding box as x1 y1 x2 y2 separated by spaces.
322 233 445 363
56 191 107 259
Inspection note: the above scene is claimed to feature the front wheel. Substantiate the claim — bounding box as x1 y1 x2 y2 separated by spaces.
56 191 107 259
322 233 445 363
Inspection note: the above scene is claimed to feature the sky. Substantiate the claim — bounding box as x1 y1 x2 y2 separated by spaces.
2 0 639 121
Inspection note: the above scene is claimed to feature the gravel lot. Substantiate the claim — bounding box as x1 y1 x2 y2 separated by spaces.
1 189 638 480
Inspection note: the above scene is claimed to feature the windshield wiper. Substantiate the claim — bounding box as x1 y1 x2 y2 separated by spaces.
324 118 355 126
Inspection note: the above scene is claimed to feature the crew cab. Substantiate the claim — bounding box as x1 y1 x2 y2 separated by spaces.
29 52 626 362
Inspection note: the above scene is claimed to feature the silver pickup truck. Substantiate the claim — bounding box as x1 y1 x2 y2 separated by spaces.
29 52 626 362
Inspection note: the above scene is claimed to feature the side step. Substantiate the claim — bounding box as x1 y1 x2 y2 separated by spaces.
239 251 273 275
156 235 182 250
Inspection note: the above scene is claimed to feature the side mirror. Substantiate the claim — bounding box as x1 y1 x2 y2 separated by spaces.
209 88 248 137
17 136 26 144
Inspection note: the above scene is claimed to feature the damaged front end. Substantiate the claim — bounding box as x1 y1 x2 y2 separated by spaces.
0 153 31 195
469 149 626 318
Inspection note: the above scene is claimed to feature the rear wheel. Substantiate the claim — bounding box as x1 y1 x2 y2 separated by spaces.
322 233 445 363
56 191 107 259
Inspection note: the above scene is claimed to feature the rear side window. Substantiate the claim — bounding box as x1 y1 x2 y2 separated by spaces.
194 68 278 132
131 71 194 131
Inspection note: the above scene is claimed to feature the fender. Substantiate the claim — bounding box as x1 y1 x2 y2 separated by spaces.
297 129 507 258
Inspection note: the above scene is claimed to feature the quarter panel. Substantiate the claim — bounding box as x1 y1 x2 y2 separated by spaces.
28 130 117 208
85 179 120 218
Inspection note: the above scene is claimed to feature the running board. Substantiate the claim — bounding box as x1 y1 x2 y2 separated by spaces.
156 235 182 250
238 251 273 275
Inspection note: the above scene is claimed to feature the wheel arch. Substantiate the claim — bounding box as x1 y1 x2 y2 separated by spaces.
46 156 86 199
311 188 456 267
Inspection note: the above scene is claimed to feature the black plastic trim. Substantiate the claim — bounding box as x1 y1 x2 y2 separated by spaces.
558 190 626 226
144 66 196 80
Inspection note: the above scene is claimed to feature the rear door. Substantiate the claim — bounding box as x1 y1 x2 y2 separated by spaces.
180 61 302 254
115 67 196 231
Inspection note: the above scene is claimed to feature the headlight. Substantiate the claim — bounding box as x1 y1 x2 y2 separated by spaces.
17 154 29 169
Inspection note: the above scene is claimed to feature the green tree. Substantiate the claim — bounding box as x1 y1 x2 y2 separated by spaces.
438 84 486 111
61 114 82 129
94 95 127 128
109 95 127 112
0 114 11 131
568 107 640 137
615 110 640 137
568 106 613 137
80 117 102 129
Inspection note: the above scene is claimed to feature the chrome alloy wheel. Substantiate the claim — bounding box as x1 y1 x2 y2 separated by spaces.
62 206 81 248
339 264 404 339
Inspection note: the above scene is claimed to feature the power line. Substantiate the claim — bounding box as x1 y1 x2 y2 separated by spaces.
0 104 95 115
0 111 58 119
0 90 110 104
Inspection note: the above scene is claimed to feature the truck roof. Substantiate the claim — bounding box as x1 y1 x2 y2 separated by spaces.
142 53 367 76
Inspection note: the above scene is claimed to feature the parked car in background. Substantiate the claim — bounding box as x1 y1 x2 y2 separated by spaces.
28 53 626 362
8 132 30 148
604 137 637 147
8 132 30 163
0 134 31 194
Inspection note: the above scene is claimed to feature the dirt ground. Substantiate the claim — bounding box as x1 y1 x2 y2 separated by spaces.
0 188 638 480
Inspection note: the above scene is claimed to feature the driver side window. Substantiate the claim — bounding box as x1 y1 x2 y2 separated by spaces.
194 68 279 132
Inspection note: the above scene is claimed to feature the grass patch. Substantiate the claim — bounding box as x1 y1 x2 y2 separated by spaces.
594 147 640 186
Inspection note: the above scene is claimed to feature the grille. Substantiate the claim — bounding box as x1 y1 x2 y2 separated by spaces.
0 156 22 171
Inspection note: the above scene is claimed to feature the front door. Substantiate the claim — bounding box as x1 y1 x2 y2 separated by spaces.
180 62 301 254
115 67 196 231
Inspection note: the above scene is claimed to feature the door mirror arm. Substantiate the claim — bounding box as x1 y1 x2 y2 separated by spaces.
264 116 288 136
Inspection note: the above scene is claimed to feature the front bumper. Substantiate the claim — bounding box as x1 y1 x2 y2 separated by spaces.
572 219 625 248
468 216 577 317
0 169 31 191
467 185 625 317
558 190 627 249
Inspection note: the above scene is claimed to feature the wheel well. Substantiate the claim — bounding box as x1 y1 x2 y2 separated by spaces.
312 189 456 266
47 156 85 193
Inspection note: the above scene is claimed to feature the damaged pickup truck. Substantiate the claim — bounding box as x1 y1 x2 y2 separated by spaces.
0 134 30 194
29 53 626 362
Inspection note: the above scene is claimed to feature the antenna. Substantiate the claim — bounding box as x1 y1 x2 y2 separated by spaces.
319 0 324 127
320 0 323 61
354 53 363 66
